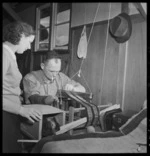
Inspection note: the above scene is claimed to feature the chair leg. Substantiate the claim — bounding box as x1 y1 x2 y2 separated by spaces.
68 106 74 135
60 112 66 126
38 116 43 140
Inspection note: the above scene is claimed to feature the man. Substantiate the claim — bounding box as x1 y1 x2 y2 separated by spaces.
23 53 86 137
23 52 86 106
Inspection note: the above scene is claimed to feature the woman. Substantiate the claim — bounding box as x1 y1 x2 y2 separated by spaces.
3 21 42 153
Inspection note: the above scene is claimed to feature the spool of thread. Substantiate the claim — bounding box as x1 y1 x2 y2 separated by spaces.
86 126 95 133
89 93 93 99
78 70 81 77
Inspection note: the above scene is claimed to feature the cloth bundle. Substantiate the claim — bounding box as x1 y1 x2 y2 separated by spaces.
77 25 88 59
42 116 60 137
99 104 122 131
112 112 129 131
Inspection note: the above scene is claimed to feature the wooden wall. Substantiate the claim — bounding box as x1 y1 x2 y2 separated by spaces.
123 15 146 116
69 21 120 106
69 14 146 116
71 3 121 28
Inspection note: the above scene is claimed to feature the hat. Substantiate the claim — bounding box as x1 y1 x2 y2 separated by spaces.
109 13 132 43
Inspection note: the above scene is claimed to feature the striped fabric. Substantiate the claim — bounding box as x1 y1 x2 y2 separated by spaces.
119 108 147 135
61 90 100 128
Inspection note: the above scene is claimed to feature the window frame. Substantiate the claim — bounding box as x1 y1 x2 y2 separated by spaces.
34 3 71 52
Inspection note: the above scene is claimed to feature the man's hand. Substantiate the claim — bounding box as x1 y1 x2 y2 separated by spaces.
19 106 42 123
65 84 86 93
65 84 74 91
44 95 59 105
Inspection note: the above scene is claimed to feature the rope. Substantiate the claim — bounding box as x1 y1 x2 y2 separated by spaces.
84 3 86 26
99 3 112 105
79 3 101 72
87 3 101 46
70 69 92 94
71 3 101 93
81 71 92 93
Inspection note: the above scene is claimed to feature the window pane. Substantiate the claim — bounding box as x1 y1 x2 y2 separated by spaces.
57 10 70 24
57 3 71 12
40 6 51 28
55 23 69 47
39 28 49 50
40 16 50 29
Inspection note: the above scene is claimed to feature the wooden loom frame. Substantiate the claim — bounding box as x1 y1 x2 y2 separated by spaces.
18 103 112 143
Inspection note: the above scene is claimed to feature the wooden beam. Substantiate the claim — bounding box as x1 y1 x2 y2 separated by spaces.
133 3 146 20
68 106 75 135
18 139 38 143
141 3 147 14
3 3 22 21
65 104 113 113
56 117 87 135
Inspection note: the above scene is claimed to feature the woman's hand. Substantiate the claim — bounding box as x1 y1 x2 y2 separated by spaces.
19 106 42 123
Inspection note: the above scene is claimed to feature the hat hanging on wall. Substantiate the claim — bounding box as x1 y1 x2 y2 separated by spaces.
109 12 132 43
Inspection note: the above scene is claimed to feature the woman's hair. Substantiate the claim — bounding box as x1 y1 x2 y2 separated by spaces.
3 21 35 45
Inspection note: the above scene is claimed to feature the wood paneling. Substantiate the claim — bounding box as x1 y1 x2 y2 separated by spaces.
116 43 126 106
100 27 119 105
123 20 146 116
70 14 146 116
71 3 121 28
70 22 120 105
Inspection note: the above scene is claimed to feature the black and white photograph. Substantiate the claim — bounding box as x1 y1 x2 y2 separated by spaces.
2 2 147 153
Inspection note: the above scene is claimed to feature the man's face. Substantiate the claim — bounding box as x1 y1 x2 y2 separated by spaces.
43 58 61 80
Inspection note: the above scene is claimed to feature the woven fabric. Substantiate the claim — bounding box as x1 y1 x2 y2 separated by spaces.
63 90 100 128
119 108 147 135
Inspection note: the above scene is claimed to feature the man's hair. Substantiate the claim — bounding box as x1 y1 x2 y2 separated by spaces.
3 21 35 45
43 51 61 65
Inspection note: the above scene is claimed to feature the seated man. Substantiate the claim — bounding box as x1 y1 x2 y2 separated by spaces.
23 52 86 106
22 52 86 137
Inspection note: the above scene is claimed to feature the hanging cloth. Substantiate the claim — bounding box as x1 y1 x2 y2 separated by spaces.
77 25 88 59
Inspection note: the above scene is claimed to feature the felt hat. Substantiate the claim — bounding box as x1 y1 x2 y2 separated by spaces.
109 12 132 43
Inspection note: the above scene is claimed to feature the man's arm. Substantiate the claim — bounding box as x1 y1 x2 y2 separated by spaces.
23 73 41 104
29 94 58 105
23 74 58 105
59 72 86 93
65 83 86 93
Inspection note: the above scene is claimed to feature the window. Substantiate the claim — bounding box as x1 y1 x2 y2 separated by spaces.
35 3 71 52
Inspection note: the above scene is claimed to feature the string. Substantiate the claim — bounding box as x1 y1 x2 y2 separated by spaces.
99 3 112 105
87 3 101 46
84 3 86 26
81 70 92 94
71 3 101 80
79 3 101 72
